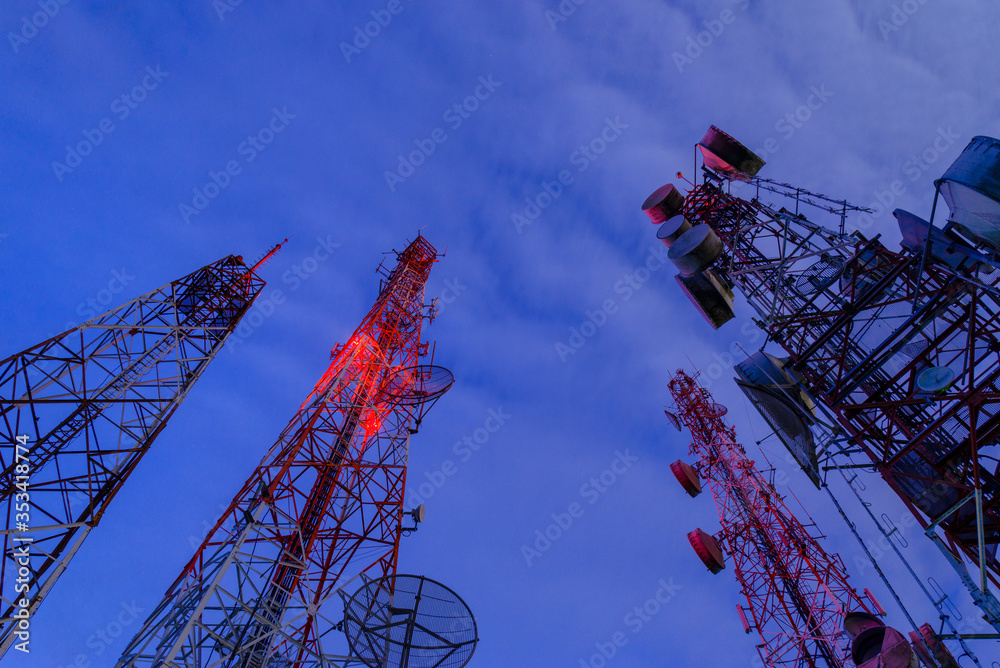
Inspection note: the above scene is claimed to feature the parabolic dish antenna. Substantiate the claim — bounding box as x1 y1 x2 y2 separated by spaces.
916 366 957 394
794 255 844 294
936 135 1000 252
697 125 766 181
380 365 455 406
343 574 478 668
664 410 682 431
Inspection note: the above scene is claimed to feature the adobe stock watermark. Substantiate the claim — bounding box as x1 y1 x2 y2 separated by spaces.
8 0 71 54
52 66 169 182
545 0 588 31
179 107 296 224
384 75 502 192
555 244 667 362
36 267 137 338
877 0 930 39
185 502 229 550
846 126 960 234
698 324 765 390
521 449 638 566
430 277 468 319
54 599 146 667
672 0 749 73
577 576 682 668
340 0 414 63
227 235 340 352
212 0 245 21
749 85 833 163
23 267 137 386
511 116 628 234
404 407 511 508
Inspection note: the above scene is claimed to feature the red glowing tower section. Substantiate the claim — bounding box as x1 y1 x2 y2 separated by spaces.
117 237 454 667
668 370 872 668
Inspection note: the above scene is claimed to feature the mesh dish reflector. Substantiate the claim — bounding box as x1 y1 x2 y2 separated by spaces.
734 351 820 487
343 574 478 668
936 135 1000 252
793 254 845 294
735 380 819 488
379 365 455 406
664 409 683 431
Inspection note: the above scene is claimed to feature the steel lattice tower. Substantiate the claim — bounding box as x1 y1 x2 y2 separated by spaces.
117 236 452 668
0 250 273 655
669 370 872 668
673 154 1000 629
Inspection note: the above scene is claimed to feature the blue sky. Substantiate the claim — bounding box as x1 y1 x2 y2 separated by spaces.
3 1 1000 666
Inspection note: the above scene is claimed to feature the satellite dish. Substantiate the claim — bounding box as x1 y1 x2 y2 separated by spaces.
380 365 455 406
657 214 693 248
936 135 1000 252
670 460 702 498
893 208 986 269
343 574 478 668
642 183 686 224
916 366 956 394
676 268 735 330
668 224 724 276
851 626 915 668
735 351 820 487
664 410 682 431
737 351 816 414
793 255 845 294
412 504 426 524
687 528 725 573
697 126 766 180
843 611 885 639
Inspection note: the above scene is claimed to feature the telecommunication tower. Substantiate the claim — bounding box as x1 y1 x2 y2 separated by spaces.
667 369 891 668
117 236 479 668
643 127 1000 637
0 247 277 655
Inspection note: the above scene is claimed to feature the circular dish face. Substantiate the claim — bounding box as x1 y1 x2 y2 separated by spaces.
380 365 455 406
343 574 479 668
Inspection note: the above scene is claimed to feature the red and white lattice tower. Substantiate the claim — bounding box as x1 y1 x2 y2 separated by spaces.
669 370 873 668
0 247 277 656
117 236 454 668
644 127 1000 631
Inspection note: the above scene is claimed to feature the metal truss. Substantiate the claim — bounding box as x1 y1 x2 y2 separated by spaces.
0 253 268 655
117 237 448 668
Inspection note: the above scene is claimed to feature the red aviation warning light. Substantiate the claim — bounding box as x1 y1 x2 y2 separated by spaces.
116 237 479 668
